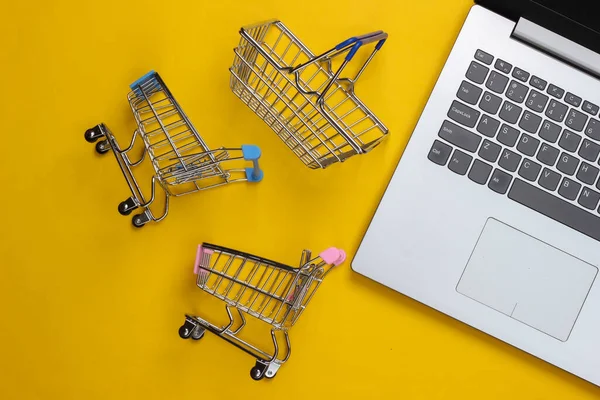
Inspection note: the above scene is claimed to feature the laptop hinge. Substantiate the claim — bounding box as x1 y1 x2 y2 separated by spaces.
512 17 600 78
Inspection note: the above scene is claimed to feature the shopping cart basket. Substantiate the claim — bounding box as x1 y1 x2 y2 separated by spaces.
84 71 263 228
229 20 389 169
178 242 346 380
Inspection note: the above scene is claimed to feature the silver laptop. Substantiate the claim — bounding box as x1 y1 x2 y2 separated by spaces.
354 0 600 386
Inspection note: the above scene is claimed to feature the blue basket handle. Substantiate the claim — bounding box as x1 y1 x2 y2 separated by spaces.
334 31 388 61
242 145 264 182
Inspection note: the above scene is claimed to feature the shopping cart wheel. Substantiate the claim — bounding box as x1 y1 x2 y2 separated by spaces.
95 140 110 155
84 125 104 143
131 213 150 228
190 326 205 340
250 360 274 380
118 197 138 216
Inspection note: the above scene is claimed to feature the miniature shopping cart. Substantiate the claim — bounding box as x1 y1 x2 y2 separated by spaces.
84 71 263 228
229 20 389 169
178 242 346 380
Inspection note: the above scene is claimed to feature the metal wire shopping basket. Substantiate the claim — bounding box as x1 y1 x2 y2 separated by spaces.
84 71 263 228
230 20 389 169
178 242 346 380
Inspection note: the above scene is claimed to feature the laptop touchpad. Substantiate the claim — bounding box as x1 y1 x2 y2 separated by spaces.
457 218 597 341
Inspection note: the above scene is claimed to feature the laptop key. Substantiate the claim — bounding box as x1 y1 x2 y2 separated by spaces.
494 59 512 74
565 92 582 107
539 120 561 143
448 149 473 175
468 159 493 184
585 118 600 140
499 100 522 124
539 168 561 191
448 101 480 128
488 168 512 194
479 91 502 115
512 67 529 82
428 140 453 165
565 109 588 132
497 124 520 147
530 76 547 90
478 139 501 162
518 110 542 133
558 177 581 200
557 152 580 175
582 100 599 116
518 158 542 181
558 129 582 152
578 187 600 210
578 139 600 162
499 148 522 172
508 179 600 242
546 100 568 122
547 84 565 99
476 114 500 137
486 71 509 94
525 89 549 113
517 133 540 156
506 80 528 103
536 143 560 166
474 49 493 65
576 162 599 185
466 61 489 84
438 120 481 152
457 80 482 105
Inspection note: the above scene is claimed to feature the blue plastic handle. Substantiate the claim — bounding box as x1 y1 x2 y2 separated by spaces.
242 145 263 182
334 31 388 62
129 70 156 90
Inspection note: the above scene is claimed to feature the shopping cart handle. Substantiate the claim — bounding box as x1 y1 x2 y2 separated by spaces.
319 247 347 266
242 145 264 182
335 31 388 62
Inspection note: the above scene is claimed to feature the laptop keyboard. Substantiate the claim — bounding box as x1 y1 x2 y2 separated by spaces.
428 49 600 242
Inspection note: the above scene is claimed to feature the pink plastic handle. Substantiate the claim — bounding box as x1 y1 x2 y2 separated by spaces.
193 245 214 274
319 247 346 266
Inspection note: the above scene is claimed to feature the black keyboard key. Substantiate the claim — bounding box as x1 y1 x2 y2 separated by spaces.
479 91 502 115
536 143 559 166
518 158 541 181
547 84 565 99
512 67 529 82
468 159 493 184
576 162 599 185
497 124 520 147
486 71 509 94
518 110 542 133
509 178 600 242
585 118 600 140
506 80 528 103
530 76 547 90
557 152 580 175
499 101 522 124
558 129 582 152
489 168 512 194
448 101 480 128
578 187 600 210
583 100 599 116
428 140 453 165
476 115 500 137
578 139 600 162
448 149 473 175
438 120 482 152
546 100 568 122
499 148 522 172
539 120 561 143
475 49 493 65
517 133 540 156
525 89 549 113
565 92 582 107
565 109 588 132
466 61 489 84
559 177 581 200
539 168 561 191
478 139 501 162
457 80 482 105
494 59 512 73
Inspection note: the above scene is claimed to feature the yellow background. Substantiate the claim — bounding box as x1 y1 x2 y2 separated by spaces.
1 0 599 398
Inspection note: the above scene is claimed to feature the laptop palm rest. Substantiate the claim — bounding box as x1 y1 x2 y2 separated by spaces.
457 218 597 341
